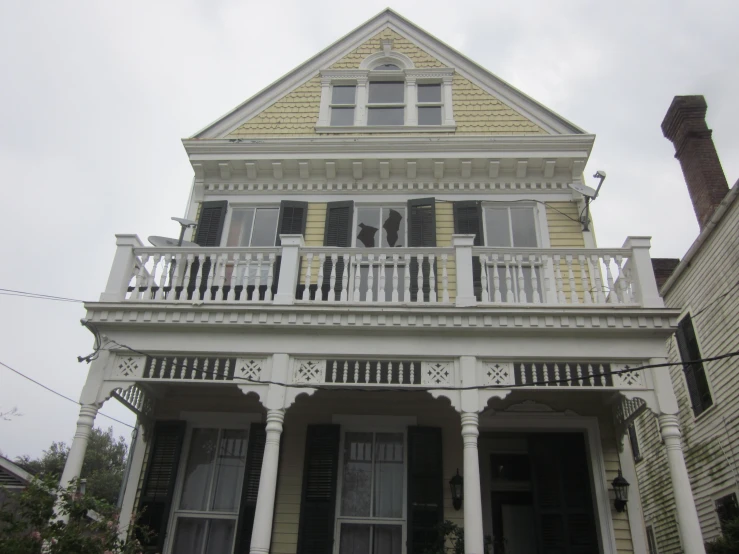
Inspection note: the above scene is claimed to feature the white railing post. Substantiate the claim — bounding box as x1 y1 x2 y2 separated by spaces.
452 234 477 307
622 236 664 308
274 234 305 305
100 234 144 301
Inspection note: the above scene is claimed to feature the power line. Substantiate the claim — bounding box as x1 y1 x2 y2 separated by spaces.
105 339 739 392
0 288 84 303
0 360 134 429
691 279 739 319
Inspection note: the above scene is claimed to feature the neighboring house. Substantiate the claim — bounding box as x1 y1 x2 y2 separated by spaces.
0 455 32 507
633 96 739 553
55 10 706 554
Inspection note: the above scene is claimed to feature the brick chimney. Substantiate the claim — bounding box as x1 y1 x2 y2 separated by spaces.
662 95 729 230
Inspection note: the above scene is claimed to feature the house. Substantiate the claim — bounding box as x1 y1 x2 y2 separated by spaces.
0 455 33 507
56 10 705 554
632 96 739 553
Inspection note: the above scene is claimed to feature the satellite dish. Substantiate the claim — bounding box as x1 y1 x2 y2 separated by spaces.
568 182 597 198
171 216 197 226
148 236 200 248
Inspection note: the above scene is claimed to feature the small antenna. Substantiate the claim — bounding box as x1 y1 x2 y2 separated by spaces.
568 170 607 232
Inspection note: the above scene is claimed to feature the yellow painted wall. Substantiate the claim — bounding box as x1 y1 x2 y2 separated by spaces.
226 29 546 138
545 202 592 300
435 201 456 302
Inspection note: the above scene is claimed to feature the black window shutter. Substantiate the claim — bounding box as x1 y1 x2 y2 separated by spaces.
407 426 443 554
194 200 228 247
234 423 267 554
408 198 437 302
321 201 354 300
137 421 186 553
297 425 341 554
676 315 713 416
272 201 309 299
453 201 484 299
529 433 598 554
627 423 641 462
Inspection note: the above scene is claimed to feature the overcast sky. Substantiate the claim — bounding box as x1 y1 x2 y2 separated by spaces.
1 0 737 461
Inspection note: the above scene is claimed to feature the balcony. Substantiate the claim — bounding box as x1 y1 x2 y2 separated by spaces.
100 234 663 309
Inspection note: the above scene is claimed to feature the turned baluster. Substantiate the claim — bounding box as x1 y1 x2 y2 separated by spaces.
329 254 338 302
578 255 592 304
491 254 501 302
553 254 565 303
428 254 437 303
404 254 411 302
441 254 449 303
354 362 359 383
352 254 362 302
564 363 572 385
342 362 348 383
331 361 337 382
480 254 490 302
376 362 381 383
410 362 415 383
590 255 606 303
133 254 150 300
378 254 386 302
392 254 400 303
565 255 578 304
399 362 405 384
554 363 561 383
504 255 514 303
516 255 527 303
241 254 252 302
365 362 370 383
340 254 349 302
603 255 618 304
265 254 275 301
541 254 551 304
576 364 583 386
227 254 240 302
302 253 313 301
615 255 629 303
252 254 263 302
366 254 375 303
520 363 526 385
315 253 325 303
416 254 424 302
193 254 206 301
530 255 541 303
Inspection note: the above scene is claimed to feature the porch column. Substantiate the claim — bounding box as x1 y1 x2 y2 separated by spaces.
250 408 285 554
59 404 98 490
659 414 706 554
461 412 485 554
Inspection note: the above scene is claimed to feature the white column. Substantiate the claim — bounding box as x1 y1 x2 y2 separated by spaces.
461 412 484 554
442 75 455 126
317 76 331 127
405 75 418 126
274 234 304 305
100 234 144 301
659 414 706 554
250 409 285 554
118 424 147 540
452 234 477 307
622 236 663 308
354 76 368 126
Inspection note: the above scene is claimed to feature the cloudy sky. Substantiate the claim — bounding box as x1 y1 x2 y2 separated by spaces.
1 0 737 460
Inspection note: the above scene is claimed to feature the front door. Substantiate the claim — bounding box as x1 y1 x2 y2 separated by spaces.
486 433 599 554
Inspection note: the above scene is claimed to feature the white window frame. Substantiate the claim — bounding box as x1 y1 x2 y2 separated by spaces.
352 203 408 249
163 412 261 554
332 416 414 554
221 204 280 247
329 82 358 127
316 61 455 133
416 81 444 126
712 487 739 534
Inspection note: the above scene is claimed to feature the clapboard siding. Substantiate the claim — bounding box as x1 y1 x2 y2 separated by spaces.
636 196 739 550
436 201 457 301
602 427 635 554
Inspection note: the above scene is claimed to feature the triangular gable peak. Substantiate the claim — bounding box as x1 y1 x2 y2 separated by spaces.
193 10 584 139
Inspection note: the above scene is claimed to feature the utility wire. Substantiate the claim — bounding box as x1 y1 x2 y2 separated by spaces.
691 279 739 319
0 288 85 304
0 360 134 429
104 339 739 392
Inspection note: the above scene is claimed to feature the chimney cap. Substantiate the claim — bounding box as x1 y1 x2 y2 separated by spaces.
662 95 708 142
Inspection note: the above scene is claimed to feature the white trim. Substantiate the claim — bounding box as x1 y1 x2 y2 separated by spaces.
316 124 457 134
359 50 415 70
178 411 263 427
711 486 739 533
0 455 33 484
331 414 417 430
192 9 584 138
478 412 619 554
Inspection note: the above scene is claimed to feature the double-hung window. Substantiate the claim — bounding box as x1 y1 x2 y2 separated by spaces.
331 85 357 126
169 428 249 554
336 432 405 554
417 83 442 126
354 206 407 301
675 314 713 416
367 81 405 126
225 207 279 247
482 204 541 302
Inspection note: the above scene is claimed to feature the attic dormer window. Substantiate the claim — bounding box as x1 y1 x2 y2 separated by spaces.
316 49 455 132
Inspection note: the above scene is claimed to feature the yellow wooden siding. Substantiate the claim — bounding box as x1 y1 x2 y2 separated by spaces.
226 29 546 138
545 202 593 300
300 203 327 284
602 432 634 554
436 201 456 302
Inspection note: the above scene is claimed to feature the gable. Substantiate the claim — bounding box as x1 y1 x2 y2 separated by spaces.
199 9 582 139
226 30 546 139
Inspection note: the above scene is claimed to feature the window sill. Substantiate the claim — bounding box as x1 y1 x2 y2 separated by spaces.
693 402 717 423
315 124 457 134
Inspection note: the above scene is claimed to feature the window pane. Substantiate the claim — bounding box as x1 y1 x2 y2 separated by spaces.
331 107 355 126
373 525 402 554
373 433 404 518
341 433 373 516
357 207 381 247
510 207 538 247
226 208 254 247
332 85 356 104
368 82 404 103
418 106 441 126
340 523 370 554
172 517 207 554
204 519 236 554
485 207 511 247
368 107 404 126
180 428 218 510
382 208 405 247
417 84 441 103
251 208 278 246
211 430 249 512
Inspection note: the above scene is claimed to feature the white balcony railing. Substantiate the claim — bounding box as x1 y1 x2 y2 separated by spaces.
100 234 664 308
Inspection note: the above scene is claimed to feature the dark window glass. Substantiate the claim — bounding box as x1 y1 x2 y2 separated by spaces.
627 423 642 462
368 107 404 126
374 64 401 70
332 85 356 104
331 107 355 126
417 84 441 103
490 454 531 482
716 493 739 532
418 106 441 125
646 526 658 554
676 315 713 416
368 81 404 104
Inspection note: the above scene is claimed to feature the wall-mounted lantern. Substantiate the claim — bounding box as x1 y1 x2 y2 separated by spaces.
449 469 463 510
612 470 630 512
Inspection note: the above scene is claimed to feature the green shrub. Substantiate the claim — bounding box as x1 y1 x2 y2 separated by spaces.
706 516 739 554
